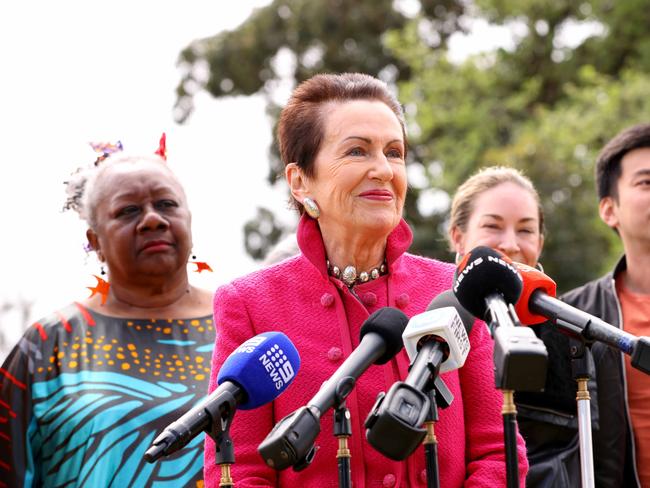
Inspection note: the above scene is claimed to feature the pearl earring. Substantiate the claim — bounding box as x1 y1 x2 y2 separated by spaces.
303 197 320 219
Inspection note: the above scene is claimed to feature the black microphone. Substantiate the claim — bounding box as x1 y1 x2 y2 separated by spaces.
365 290 474 460
258 307 409 471
453 246 523 326
514 263 650 375
144 332 300 462
453 246 547 391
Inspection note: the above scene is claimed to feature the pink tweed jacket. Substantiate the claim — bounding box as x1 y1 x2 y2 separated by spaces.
205 215 528 487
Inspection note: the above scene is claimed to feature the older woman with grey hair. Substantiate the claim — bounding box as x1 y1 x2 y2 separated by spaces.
0 140 214 487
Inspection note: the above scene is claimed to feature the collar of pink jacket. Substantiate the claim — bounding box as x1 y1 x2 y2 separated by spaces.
296 214 414 279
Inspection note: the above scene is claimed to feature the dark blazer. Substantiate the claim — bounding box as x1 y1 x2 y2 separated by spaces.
561 256 640 488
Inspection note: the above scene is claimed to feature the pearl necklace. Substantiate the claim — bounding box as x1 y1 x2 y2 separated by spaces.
327 260 388 287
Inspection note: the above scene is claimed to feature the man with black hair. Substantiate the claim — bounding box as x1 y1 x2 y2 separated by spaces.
563 123 650 488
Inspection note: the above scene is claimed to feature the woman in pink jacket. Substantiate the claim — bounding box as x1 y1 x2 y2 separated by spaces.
205 72 528 487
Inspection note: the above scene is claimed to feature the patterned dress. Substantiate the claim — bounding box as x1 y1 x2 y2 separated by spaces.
0 302 215 488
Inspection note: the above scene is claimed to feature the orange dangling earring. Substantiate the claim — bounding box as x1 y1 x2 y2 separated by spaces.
87 267 110 305
189 252 213 273
84 242 110 305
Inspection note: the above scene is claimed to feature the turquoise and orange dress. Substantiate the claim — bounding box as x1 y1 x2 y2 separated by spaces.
0 302 215 487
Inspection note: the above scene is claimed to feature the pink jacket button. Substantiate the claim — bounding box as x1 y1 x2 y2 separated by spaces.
382 473 396 487
395 293 410 309
320 293 334 307
327 347 342 362
361 292 377 307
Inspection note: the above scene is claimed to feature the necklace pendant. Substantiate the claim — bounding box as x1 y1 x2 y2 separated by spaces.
327 258 387 287
342 266 357 287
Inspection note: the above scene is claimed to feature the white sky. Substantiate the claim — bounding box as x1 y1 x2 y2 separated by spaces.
0 2 593 360
0 1 288 356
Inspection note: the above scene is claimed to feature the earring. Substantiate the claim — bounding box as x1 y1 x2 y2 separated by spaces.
84 243 109 305
303 197 320 219
455 252 463 265
189 252 213 273
87 273 110 305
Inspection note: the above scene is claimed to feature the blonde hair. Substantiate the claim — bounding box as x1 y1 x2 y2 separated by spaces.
447 166 544 250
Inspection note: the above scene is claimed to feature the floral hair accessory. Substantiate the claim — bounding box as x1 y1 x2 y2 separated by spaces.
89 140 124 166
154 133 167 160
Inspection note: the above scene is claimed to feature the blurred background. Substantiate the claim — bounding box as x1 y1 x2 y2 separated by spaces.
2 0 649 361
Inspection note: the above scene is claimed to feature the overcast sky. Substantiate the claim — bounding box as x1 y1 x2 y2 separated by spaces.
0 1 289 355
0 1 568 360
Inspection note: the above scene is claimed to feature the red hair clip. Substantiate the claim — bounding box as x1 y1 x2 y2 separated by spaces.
154 132 167 160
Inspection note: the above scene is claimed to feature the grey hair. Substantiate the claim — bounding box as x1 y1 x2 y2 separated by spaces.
63 153 171 229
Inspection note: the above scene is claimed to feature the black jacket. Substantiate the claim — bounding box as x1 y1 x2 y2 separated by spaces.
515 321 594 487
561 256 640 488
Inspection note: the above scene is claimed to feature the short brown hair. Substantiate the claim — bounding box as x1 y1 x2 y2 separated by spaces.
448 166 544 250
596 123 650 200
277 73 407 211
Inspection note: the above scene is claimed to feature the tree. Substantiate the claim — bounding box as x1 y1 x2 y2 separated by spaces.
174 0 466 258
387 1 650 290
176 0 650 291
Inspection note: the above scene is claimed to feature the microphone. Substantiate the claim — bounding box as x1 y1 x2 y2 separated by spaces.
512 262 557 325
258 307 409 471
514 263 650 374
144 331 301 462
453 246 523 326
365 290 473 460
453 246 547 391
403 290 472 374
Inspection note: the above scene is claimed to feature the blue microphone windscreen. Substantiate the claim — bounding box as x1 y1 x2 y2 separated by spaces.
217 332 301 410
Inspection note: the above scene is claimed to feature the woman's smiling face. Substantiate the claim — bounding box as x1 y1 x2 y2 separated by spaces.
453 181 544 267
296 99 407 238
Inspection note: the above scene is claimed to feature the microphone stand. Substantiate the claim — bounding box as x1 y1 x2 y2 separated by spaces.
569 339 596 488
501 389 519 488
486 295 547 488
423 390 439 488
207 392 238 488
334 402 352 488
422 377 453 488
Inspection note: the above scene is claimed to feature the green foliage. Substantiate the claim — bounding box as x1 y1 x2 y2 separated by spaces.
388 19 650 290
176 0 650 291
176 0 465 121
482 70 650 290
176 0 465 183
243 207 286 260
